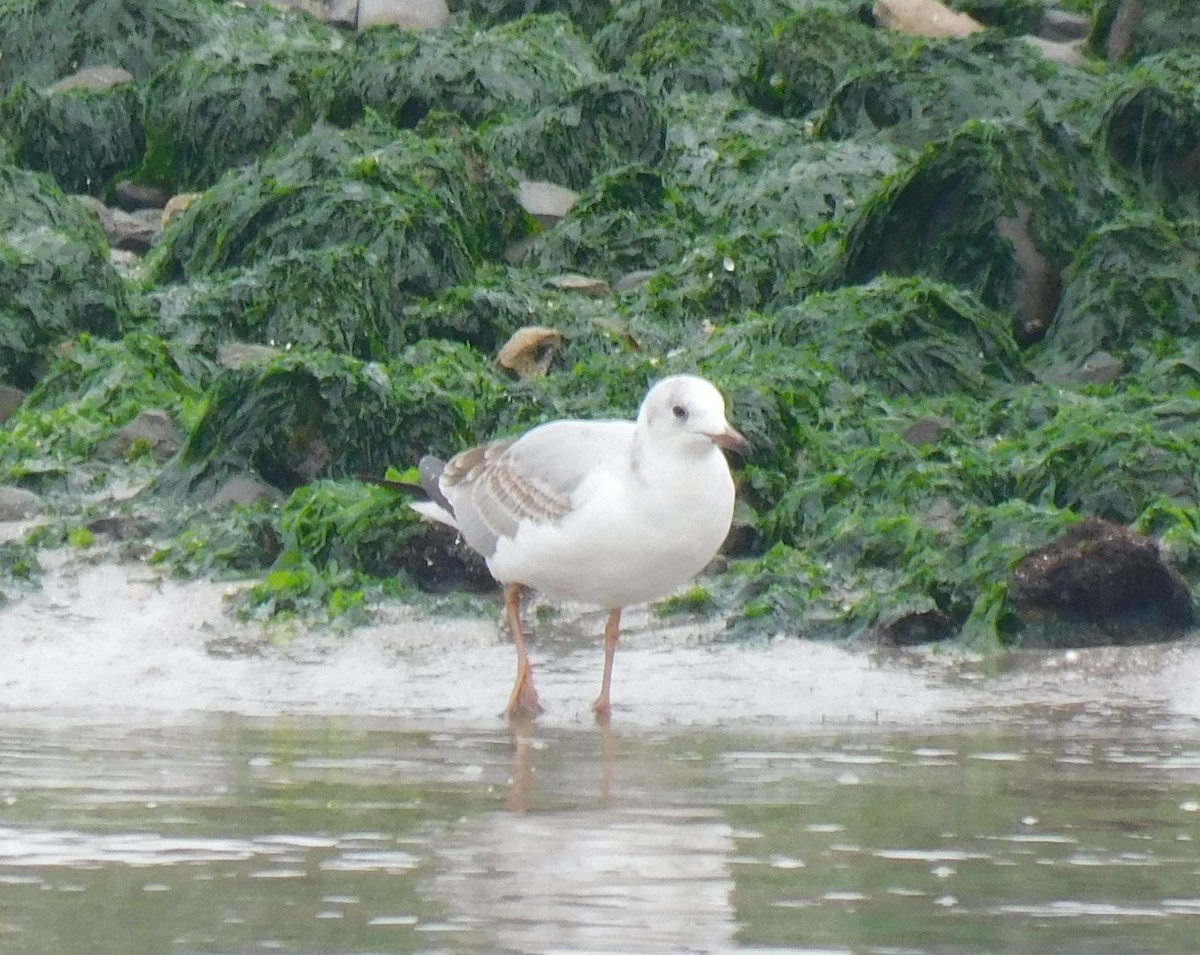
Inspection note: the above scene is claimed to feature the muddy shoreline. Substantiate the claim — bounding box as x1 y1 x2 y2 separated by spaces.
4 551 1198 732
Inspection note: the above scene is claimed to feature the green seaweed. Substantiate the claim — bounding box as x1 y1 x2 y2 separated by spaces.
0 164 126 388
329 14 603 129
0 0 218 88
141 5 343 188
1 80 144 195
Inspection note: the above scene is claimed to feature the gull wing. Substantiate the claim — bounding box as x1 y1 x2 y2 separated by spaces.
440 419 633 558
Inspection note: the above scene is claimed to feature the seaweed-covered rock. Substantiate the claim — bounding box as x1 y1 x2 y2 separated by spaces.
593 0 797 70
1091 0 1200 62
0 0 218 88
666 92 901 271
329 14 604 129
627 17 762 97
526 166 683 281
1010 517 1194 639
484 77 665 190
0 77 144 194
0 332 210 482
1096 50 1200 214
1035 213 1200 373
142 5 344 188
150 120 521 290
830 119 1118 343
0 165 127 388
750 8 894 119
451 0 611 35
168 342 509 496
816 32 1098 146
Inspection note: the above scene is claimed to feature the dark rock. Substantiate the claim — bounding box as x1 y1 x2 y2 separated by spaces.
872 609 956 646
1038 9 1092 42
98 410 182 462
0 385 26 424
114 181 172 212
87 514 159 540
902 417 948 448
1010 517 1193 633
0 486 44 521
405 529 495 594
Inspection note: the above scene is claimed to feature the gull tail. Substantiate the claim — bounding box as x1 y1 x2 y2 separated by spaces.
363 456 458 530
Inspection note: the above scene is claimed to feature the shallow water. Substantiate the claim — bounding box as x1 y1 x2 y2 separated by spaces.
2 717 1200 955
3 559 1200 954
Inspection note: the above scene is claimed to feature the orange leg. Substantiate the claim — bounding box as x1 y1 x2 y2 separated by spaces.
592 608 622 723
504 583 543 719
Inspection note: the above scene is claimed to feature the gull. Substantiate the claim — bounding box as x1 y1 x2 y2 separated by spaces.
408 374 749 720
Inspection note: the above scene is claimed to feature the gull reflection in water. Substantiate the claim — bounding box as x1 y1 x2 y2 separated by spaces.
430 724 738 954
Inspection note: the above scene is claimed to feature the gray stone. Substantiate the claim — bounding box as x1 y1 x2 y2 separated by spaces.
547 273 611 297
75 197 162 253
0 385 26 424
0 486 44 522
211 475 283 509
217 342 283 370
614 269 657 293
45 65 133 95
517 180 579 225
1021 35 1087 68
357 0 451 29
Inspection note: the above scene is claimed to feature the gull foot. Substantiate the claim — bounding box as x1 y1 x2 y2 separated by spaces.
592 697 612 725
506 673 544 720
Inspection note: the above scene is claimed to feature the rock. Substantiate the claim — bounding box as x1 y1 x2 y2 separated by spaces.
211 474 284 509
357 0 451 30
517 180 579 226
44 65 133 95
995 201 1062 345
75 197 162 253
1041 351 1124 387
872 0 983 39
1021 35 1087 68
108 208 162 253
1038 9 1092 42
1103 0 1141 61
0 486 43 521
872 609 956 646
161 192 202 228
547 273 611 297
614 269 657 293
902 417 948 448
1010 518 1193 633
87 514 159 540
114 181 172 212
0 385 26 424
497 326 563 380
217 342 283 370
99 410 182 462
237 0 356 24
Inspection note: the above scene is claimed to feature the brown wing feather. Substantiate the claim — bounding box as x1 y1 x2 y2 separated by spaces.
440 439 572 557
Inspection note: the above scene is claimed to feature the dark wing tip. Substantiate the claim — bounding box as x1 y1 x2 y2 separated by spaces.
418 455 455 516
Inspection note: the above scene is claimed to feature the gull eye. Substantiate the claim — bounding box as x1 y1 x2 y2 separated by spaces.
672 404 688 420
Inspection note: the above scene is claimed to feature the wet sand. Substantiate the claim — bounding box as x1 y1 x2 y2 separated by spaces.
3 551 1199 731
